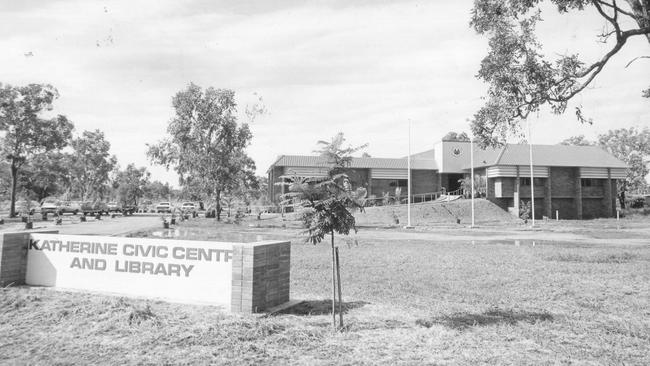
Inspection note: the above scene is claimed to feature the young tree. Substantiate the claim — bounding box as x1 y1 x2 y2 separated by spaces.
283 133 366 330
147 83 255 221
70 130 117 201
470 0 650 146
0 83 74 216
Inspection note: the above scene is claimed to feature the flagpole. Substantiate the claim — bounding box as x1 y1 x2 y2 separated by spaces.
470 136 475 228
406 119 413 228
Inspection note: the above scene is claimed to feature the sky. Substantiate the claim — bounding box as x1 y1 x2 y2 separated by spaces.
1 0 648 186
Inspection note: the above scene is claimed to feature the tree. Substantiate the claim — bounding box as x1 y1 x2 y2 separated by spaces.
282 133 366 330
144 180 173 201
21 152 71 201
559 135 595 146
561 127 650 206
0 83 74 217
442 131 471 141
115 164 150 206
69 130 117 201
470 0 650 146
597 127 650 206
147 83 255 221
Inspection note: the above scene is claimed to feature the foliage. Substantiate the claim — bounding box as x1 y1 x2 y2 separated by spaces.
147 83 255 221
20 152 71 201
562 127 650 205
69 130 117 201
470 0 650 146
559 135 595 146
597 127 650 193
115 164 150 206
519 200 532 220
442 131 471 141
144 180 174 201
281 133 366 330
0 83 74 216
459 175 487 198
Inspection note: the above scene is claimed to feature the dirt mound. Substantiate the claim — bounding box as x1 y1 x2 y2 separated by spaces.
354 199 519 226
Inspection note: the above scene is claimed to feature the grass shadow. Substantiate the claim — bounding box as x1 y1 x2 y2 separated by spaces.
277 300 369 316
545 252 638 264
416 308 553 330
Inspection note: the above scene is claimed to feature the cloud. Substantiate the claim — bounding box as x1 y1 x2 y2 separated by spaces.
0 0 647 186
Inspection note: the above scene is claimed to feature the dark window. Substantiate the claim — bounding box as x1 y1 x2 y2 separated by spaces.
388 179 408 187
520 177 544 186
581 179 604 187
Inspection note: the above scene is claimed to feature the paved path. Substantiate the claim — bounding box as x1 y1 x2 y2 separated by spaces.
0 214 161 236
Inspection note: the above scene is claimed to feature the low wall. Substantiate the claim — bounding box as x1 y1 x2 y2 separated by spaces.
0 230 290 313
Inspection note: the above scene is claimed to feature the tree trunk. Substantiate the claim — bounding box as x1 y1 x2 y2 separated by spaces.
215 188 222 221
330 230 337 331
335 246 343 329
9 161 19 218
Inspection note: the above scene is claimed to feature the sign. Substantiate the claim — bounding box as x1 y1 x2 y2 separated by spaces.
26 234 234 306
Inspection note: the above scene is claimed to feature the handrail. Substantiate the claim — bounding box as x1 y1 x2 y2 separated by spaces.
362 188 465 207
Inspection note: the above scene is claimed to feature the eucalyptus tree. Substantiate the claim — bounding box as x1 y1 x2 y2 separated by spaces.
147 83 255 221
0 83 74 216
70 129 117 201
470 0 650 146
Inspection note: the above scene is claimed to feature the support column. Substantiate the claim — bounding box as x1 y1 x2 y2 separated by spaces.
605 168 613 217
575 168 583 219
545 169 552 218
514 167 520 215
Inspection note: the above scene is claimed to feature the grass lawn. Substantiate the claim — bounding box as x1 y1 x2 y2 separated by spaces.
1 219 649 364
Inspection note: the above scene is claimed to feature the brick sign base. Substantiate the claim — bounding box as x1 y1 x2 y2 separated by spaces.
0 230 290 313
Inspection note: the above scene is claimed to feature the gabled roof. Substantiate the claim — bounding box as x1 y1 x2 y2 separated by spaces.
269 154 437 172
462 144 627 169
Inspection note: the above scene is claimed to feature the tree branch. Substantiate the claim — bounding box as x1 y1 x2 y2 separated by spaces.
625 55 650 67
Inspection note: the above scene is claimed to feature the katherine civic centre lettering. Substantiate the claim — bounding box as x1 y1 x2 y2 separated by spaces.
28 238 232 278
25 234 236 305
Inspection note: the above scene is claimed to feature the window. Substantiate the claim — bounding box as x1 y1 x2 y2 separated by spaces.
388 179 408 188
520 177 544 186
581 179 604 187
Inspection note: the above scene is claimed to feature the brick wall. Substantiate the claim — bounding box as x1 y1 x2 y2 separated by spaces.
550 167 577 197
0 230 58 287
0 232 30 287
582 198 605 219
551 198 576 219
231 241 291 313
412 170 438 194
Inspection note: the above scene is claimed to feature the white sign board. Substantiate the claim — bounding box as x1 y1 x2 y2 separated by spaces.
26 234 234 306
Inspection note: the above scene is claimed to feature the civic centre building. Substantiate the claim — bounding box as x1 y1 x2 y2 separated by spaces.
267 140 627 220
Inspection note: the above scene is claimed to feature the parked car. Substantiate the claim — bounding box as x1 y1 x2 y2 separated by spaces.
122 204 137 215
14 200 41 216
139 200 153 213
81 201 109 216
107 201 123 213
40 198 61 215
156 201 172 213
58 201 81 215
181 202 196 212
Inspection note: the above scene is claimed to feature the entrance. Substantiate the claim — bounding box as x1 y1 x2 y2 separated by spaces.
446 174 464 193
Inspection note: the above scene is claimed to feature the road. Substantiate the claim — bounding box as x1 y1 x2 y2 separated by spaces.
0 214 161 236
